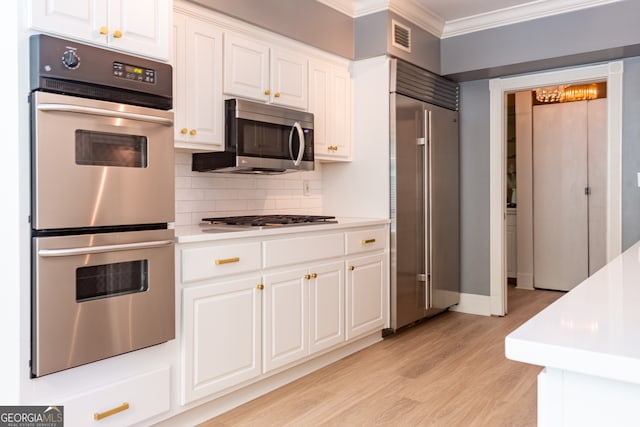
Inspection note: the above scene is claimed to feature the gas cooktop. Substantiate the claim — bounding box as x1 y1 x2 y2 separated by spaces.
202 214 337 227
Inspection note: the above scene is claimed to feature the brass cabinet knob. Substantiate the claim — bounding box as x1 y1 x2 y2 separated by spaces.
180 128 188 134
274 92 281 98
348 266 355 271
113 30 123 38
311 273 318 279
257 284 264 290
189 129 197 136
99 26 108 35
328 145 338 152
264 89 271 95
304 274 311 280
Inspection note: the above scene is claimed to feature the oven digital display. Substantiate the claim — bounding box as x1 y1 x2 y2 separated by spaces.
113 61 156 84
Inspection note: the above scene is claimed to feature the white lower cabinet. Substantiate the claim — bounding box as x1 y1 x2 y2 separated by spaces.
181 276 262 404
263 261 345 373
309 261 345 354
178 224 387 405
263 268 308 372
345 253 387 340
61 366 170 426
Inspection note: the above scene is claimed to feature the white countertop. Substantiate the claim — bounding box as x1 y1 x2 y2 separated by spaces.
505 240 640 384
173 217 390 244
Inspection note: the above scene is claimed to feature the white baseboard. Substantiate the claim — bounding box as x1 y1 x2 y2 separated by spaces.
448 292 492 316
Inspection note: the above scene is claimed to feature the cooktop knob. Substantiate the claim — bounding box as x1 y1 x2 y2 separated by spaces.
62 50 80 69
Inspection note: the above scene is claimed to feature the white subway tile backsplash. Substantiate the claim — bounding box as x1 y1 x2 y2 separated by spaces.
174 152 324 226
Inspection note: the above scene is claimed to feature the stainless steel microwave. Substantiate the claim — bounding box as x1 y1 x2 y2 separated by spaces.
192 98 314 174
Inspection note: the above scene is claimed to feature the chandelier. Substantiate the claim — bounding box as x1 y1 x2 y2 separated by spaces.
535 83 599 103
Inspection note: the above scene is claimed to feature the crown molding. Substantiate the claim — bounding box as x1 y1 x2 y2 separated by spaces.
441 0 623 38
317 0 622 39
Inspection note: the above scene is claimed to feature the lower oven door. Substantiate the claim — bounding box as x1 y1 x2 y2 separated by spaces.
31 228 175 377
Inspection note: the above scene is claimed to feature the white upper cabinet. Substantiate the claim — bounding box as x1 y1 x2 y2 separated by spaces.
28 0 171 60
172 10 224 150
224 32 308 110
309 59 352 161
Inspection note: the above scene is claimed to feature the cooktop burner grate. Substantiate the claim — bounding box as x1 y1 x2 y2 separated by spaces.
202 214 337 227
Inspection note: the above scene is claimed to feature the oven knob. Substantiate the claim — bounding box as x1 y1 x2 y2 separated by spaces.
62 50 80 69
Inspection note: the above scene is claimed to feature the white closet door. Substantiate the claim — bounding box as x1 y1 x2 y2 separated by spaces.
533 101 589 291
587 98 607 275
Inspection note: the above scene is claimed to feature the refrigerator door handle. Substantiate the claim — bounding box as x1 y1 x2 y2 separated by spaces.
424 108 433 310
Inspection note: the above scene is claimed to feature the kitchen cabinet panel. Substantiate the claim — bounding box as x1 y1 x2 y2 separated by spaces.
29 0 170 60
309 59 352 161
223 32 308 109
262 233 344 268
182 277 262 404
263 268 309 372
173 11 224 150
180 241 261 283
61 366 170 426
309 261 345 354
346 253 388 340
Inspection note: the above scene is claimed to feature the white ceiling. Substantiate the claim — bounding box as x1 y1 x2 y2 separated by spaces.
317 0 622 37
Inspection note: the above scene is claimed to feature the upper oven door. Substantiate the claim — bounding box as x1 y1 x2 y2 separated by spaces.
31 91 174 230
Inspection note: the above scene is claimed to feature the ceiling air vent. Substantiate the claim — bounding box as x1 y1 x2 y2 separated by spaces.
392 20 411 53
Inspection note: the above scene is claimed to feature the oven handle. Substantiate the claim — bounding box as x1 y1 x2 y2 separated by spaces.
37 104 173 126
38 240 174 257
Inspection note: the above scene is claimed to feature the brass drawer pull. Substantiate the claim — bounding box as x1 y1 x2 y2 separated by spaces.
215 257 240 265
94 402 129 421
362 239 376 244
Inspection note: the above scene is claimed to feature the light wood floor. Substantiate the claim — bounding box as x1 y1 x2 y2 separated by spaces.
200 286 563 427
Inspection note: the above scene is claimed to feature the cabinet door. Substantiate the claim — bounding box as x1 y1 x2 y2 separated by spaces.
173 12 224 150
182 277 262 404
345 253 387 341
109 0 171 60
270 48 308 109
29 0 108 46
223 32 270 102
309 60 352 160
309 261 344 354
263 268 308 372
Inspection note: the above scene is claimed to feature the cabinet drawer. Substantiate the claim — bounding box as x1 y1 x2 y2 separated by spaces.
181 242 262 283
346 228 387 255
61 366 170 427
263 233 344 268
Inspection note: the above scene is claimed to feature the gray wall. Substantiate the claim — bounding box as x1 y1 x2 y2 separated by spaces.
442 1 640 81
458 80 490 296
188 0 354 58
622 57 640 250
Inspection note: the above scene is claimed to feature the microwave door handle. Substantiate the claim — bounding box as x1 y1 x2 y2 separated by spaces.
38 240 174 257
288 121 305 166
37 104 174 126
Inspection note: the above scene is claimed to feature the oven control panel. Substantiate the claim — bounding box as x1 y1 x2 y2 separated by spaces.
113 62 156 84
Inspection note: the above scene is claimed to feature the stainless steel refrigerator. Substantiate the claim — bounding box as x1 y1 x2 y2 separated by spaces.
388 59 460 332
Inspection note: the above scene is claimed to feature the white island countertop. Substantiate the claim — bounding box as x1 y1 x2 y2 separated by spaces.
506 239 640 385
173 217 390 244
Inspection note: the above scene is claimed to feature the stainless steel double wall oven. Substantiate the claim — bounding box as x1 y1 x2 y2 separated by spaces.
29 35 175 377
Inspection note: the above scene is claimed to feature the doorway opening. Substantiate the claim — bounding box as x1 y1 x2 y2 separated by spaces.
506 85 607 293
489 61 623 315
